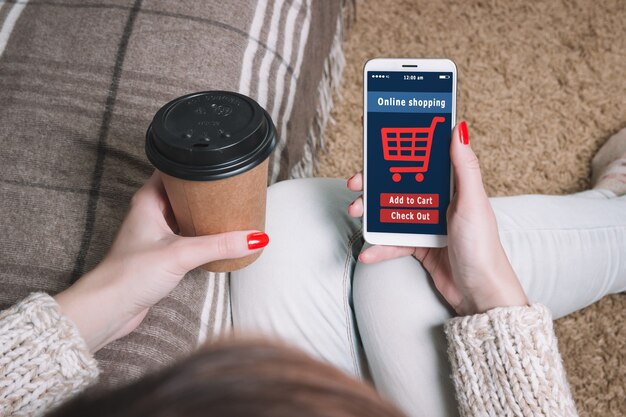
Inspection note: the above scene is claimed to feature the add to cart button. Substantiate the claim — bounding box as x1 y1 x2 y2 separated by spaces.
380 193 439 208
380 209 439 224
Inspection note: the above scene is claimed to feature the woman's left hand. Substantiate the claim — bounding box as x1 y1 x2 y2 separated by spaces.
347 122 527 316
54 171 267 352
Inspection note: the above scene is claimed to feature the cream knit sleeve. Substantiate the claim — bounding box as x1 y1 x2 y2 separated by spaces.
0 292 99 417
444 304 578 417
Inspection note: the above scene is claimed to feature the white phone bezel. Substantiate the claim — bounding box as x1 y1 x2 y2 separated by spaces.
362 58 457 248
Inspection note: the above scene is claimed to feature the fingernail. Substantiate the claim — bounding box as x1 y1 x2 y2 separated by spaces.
247 232 269 250
347 174 355 187
459 121 469 145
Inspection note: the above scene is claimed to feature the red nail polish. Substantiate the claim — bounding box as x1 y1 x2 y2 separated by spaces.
459 121 469 145
247 232 269 250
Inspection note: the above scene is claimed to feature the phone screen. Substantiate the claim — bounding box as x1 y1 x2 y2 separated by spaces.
366 71 453 235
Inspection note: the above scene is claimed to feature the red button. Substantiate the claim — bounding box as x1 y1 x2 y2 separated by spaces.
380 209 439 224
380 193 439 208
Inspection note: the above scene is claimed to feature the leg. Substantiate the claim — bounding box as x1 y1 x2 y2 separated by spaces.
494 190 626 318
353 256 457 417
354 191 626 417
231 178 365 377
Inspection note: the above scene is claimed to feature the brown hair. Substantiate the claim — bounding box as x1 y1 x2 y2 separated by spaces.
50 338 406 417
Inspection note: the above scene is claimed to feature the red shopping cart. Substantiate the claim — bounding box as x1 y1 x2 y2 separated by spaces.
381 116 445 182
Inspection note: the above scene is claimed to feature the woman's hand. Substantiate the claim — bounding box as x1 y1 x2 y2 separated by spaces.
348 121 528 316
54 172 268 352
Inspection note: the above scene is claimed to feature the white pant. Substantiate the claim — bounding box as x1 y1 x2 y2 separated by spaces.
231 178 626 417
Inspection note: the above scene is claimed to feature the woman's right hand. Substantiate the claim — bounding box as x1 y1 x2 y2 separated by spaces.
54 172 268 352
347 121 528 316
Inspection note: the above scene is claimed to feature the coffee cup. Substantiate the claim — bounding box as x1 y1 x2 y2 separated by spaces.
145 91 276 272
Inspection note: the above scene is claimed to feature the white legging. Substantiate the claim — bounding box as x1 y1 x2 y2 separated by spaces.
231 178 626 417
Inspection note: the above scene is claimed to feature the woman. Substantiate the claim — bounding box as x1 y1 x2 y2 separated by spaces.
230 122 625 416
1 122 624 416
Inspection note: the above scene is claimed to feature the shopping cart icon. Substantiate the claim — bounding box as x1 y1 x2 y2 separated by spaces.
381 116 445 182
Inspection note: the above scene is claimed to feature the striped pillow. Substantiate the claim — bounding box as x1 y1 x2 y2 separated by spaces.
0 0 346 390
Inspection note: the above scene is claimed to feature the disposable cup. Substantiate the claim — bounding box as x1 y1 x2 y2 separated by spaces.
146 91 276 272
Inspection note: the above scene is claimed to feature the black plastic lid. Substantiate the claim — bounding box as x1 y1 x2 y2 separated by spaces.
145 91 277 181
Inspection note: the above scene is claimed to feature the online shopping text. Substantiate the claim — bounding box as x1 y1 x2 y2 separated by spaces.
368 92 452 113
376 97 445 109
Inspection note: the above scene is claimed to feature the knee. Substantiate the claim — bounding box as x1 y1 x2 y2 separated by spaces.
353 257 450 329
265 178 360 246
267 178 357 213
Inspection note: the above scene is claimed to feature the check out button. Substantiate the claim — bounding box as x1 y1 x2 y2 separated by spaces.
380 209 439 224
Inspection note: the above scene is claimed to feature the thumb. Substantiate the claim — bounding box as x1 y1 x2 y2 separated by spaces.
450 121 488 201
172 230 269 271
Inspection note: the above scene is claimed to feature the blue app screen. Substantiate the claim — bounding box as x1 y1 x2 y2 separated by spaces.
366 71 453 235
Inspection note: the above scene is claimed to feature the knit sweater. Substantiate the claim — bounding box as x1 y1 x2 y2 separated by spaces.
0 293 98 417
445 305 578 416
0 294 578 417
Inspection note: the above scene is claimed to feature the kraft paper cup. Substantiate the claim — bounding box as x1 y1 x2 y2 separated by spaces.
145 91 276 272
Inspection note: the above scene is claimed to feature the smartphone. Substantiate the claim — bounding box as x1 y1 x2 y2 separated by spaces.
363 58 457 247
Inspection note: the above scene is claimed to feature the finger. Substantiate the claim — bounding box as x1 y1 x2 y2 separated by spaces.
347 196 364 218
131 171 169 214
140 171 166 201
149 172 173 217
358 245 414 264
449 121 488 201
412 247 429 263
127 172 178 235
347 172 363 192
149 173 180 232
171 230 269 272
164 209 180 234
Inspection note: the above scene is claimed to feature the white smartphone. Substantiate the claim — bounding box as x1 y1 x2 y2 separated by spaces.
363 58 457 247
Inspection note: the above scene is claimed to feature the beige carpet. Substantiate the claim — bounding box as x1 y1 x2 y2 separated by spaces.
316 0 626 415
